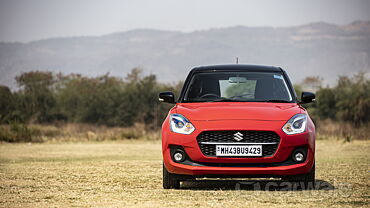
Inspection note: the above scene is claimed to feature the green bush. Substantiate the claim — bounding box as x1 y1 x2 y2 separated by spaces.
120 131 142 139
306 72 370 126
0 122 42 142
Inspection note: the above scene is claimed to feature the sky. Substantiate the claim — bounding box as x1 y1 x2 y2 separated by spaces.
0 0 370 42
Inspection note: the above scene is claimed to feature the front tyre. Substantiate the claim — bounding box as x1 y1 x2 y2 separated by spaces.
284 163 315 190
301 163 315 189
163 164 180 189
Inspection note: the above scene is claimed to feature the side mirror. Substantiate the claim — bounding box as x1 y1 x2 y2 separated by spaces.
300 92 315 104
159 91 175 103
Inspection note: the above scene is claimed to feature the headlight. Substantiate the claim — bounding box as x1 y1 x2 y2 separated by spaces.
282 114 307 135
170 114 195 135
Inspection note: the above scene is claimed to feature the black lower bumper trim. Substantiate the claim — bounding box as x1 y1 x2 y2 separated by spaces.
170 145 307 168
181 158 297 167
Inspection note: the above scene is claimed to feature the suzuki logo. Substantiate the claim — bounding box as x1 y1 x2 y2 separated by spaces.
233 132 244 141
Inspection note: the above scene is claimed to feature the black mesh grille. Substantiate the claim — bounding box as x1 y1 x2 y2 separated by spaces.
197 130 280 157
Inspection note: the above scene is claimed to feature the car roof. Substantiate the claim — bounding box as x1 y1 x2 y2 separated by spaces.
191 64 283 73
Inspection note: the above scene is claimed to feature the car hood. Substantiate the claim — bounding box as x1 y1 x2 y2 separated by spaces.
175 102 302 121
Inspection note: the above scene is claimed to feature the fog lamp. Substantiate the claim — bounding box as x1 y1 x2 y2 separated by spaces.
173 151 185 162
293 152 305 162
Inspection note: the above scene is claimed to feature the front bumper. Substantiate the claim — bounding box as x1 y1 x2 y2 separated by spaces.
164 150 314 177
162 119 315 177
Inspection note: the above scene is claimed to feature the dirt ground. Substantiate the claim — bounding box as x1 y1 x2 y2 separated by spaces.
0 139 369 207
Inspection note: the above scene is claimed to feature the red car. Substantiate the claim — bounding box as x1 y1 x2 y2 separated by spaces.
159 64 316 189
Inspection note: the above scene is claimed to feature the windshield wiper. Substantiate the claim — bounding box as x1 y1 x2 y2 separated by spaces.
208 98 239 102
259 99 291 103
189 99 291 103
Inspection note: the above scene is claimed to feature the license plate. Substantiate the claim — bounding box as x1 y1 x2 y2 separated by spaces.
216 145 262 156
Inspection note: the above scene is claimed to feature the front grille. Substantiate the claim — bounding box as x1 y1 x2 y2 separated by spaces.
197 130 280 157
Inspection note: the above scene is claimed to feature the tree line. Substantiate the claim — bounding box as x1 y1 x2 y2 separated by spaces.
296 72 370 126
0 69 369 128
0 69 181 129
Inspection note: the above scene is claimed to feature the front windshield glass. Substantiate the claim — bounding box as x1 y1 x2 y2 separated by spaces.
183 71 293 103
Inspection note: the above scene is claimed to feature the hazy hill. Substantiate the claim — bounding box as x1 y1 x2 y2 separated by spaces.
1 21 369 88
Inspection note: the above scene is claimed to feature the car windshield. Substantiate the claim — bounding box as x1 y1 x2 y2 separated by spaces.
183 71 293 103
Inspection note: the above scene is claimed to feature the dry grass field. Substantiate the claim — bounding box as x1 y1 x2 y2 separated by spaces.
0 139 369 207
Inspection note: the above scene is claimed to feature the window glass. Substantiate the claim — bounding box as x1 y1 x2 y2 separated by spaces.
183 71 293 103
